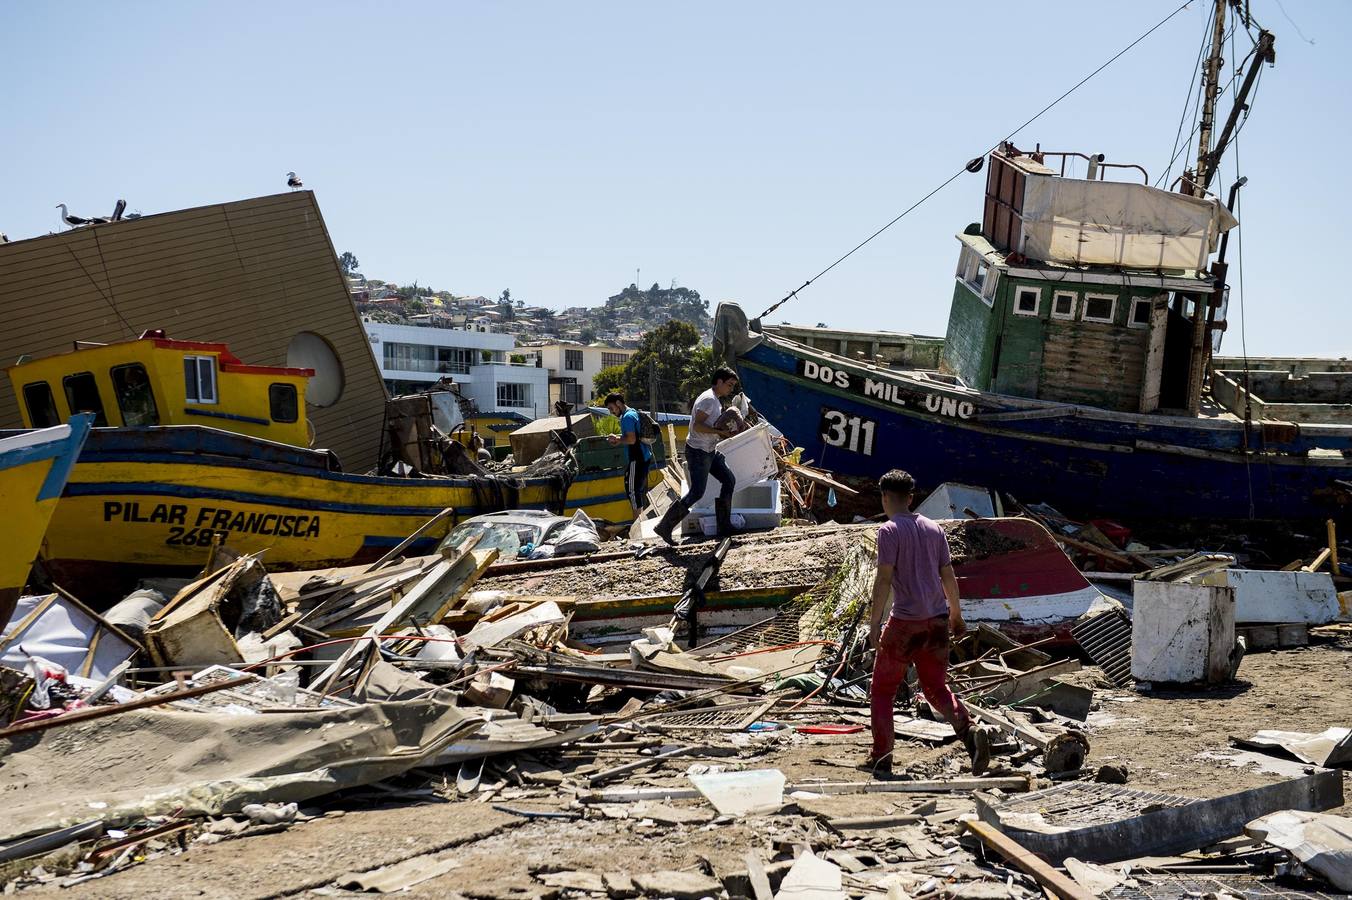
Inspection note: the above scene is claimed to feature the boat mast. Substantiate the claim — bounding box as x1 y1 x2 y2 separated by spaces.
1191 0 1229 198
1183 0 1275 414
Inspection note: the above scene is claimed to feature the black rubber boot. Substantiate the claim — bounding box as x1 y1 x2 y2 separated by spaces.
715 498 737 538
963 725 992 776
653 501 688 546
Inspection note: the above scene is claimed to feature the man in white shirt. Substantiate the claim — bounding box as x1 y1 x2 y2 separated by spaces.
654 366 740 543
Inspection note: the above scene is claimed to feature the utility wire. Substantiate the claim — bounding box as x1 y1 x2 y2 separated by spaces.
757 0 1198 321
1272 0 1315 45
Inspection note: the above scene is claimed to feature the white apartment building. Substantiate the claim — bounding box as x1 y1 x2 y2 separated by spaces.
533 343 636 406
364 320 549 419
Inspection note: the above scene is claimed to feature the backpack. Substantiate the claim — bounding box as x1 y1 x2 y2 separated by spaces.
637 410 660 445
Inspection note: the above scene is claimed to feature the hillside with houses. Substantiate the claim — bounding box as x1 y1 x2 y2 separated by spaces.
348 273 711 350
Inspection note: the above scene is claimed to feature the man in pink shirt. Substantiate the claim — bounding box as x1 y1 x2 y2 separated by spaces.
866 469 991 776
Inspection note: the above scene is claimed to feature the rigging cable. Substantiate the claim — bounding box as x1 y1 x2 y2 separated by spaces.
757 0 1198 321
1229 7 1257 519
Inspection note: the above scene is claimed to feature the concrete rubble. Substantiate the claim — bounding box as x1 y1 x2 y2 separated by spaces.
1 501 1350 898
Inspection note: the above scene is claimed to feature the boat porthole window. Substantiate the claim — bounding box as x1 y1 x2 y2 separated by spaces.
1013 286 1041 317
61 372 109 427
22 381 60 428
110 363 160 426
269 383 299 423
1052 291 1077 320
1082 293 1117 324
287 331 344 408
1129 297 1154 328
183 355 218 404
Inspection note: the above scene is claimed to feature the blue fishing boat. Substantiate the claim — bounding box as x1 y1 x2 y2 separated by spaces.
715 21 1352 523
0 415 91 623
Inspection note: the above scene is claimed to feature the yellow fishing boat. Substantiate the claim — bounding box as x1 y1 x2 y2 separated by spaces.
4 334 661 599
0 415 91 623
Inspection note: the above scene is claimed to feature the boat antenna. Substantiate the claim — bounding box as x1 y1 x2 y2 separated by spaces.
1193 0 1274 194
757 0 1197 321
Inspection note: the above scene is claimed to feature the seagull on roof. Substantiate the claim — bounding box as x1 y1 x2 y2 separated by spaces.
56 204 109 228
111 199 127 222
287 172 303 191
1 233 8 243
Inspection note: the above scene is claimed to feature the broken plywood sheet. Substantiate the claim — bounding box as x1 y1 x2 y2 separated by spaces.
773 851 842 900
1235 727 1352 768
143 560 251 668
1246 810 1352 892
326 548 498 636
460 600 569 650
1202 569 1347 625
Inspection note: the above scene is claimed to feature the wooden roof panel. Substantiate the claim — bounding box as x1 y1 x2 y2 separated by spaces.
0 191 385 470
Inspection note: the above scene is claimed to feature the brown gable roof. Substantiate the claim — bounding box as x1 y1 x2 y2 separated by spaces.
0 191 387 470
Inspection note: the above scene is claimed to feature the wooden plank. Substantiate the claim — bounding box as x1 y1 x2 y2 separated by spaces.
321 546 497 637
965 820 1095 900
305 566 430 631
1304 548 1332 573
363 507 456 573
744 852 773 900
311 536 487 691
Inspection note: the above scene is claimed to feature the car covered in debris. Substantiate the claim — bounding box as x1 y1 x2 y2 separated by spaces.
438 510 569 557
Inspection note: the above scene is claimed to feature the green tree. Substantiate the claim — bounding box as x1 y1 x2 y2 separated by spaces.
679 344 716 400
578 325 597 344
406 297 427 315
601 320 711 413
500 288 512 305
339 251 360 275
592 364 627 401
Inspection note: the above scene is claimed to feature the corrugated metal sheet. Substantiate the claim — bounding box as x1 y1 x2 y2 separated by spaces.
0 192 386 470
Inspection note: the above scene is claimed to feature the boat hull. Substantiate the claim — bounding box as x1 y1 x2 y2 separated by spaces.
735 335 1352 522
19 425 660 599
0 417 91 622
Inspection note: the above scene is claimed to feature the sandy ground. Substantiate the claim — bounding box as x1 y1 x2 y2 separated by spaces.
18 638 1352 899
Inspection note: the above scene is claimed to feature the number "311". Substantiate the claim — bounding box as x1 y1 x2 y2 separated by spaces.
819 408 877 455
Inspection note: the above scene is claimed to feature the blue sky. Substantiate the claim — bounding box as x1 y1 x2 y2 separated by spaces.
4 2 1348 356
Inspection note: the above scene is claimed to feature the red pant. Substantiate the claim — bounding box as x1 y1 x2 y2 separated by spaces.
870 615 969 760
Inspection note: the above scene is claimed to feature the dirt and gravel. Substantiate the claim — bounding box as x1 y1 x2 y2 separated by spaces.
21 638 1350 900
477 520 1026 599
479 525 868 597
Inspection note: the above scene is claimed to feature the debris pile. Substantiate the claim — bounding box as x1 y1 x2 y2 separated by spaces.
1 503 1349 897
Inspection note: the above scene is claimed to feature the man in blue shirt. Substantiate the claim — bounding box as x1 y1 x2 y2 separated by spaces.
605 391 653 517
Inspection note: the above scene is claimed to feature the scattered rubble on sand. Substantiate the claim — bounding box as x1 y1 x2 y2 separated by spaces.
1 501 1350 898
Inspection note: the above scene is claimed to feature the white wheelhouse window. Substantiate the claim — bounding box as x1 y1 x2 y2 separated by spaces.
1128 297 1154 329
183 355 218 404
1013 286 1041 317
1051 291 1077 320
982 268 999 305
1082 293 1117 324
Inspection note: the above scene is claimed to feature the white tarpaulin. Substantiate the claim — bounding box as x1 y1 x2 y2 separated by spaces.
1 593 138 681
1018 176 1237 271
